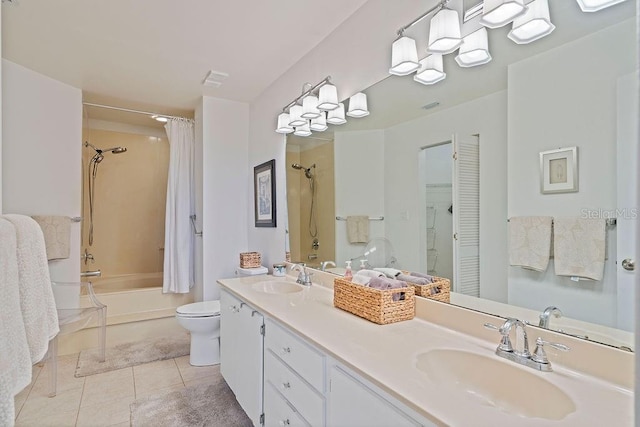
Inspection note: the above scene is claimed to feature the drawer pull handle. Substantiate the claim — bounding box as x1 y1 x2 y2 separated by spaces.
279 420 290 426
282 382 291 389
281 347 291 354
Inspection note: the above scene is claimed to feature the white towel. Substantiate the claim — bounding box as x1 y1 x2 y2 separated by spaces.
31 215 71 260
0 218 32 425
346 216 369 244
373 267 402 278
3 215 60 364
553 217 606 281
508 216 553 272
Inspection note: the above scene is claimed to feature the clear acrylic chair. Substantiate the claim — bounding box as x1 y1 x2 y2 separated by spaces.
47 281 106 397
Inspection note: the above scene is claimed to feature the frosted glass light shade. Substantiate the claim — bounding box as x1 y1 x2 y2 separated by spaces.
508 0 555 44
293 122 312 137
301 95 321 119
480 0 527 28
288 105 306 127
310 112 328 132
427 9 462 54
318 84 339 111
389 36 420 76
326 103 347 125
576 0 627 12
275 113 294 134
413 55 446 85
346 93 370 118
455 28 492 67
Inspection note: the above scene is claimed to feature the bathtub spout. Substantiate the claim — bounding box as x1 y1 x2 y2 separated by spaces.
81 270 101 278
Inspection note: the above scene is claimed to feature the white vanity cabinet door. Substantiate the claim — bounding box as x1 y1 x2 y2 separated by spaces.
328 365 429 427
264 382 310 427
220 289 264 427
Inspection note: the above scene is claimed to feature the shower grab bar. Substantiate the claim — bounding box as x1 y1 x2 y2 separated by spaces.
190 215 203 237
336 216 384 221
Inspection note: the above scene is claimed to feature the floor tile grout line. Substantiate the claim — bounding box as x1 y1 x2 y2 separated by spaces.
173 358 186 386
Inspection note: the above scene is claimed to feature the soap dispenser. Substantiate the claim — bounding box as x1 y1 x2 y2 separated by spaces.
359 259 367 270
345 261 353 280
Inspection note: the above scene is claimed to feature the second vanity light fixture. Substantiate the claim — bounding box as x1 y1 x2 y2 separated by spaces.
275 76 369 136
389 0 629 86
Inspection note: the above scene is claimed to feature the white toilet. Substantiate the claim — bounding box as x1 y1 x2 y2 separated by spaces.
176 300 221 366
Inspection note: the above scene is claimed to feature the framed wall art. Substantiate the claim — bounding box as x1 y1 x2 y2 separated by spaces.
254 159 276 227
540 147 578 194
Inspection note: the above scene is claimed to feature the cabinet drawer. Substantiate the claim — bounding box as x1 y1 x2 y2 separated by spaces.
265 319 324 391
265 350 324 427
264 382 309 427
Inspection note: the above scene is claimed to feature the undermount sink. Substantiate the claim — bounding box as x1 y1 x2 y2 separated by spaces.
416 349 576 420
251 280 303 294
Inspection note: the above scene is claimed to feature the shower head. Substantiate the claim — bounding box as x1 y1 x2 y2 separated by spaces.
104 146 127 154
85 141 128 157
291 163 315 179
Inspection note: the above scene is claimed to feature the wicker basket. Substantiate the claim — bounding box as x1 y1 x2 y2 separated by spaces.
411 277 450 303
333 277 415 325
239 252 262 268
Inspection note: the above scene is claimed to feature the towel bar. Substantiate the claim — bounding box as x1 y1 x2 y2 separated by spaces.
506 218 616 226
336 216 384 221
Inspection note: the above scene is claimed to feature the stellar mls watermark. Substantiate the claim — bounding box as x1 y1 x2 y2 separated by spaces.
581 208 638 220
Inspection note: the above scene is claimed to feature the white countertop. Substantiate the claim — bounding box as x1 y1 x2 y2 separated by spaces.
218 275 633 427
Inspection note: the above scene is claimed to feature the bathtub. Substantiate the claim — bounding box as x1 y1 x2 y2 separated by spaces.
89 272 163 293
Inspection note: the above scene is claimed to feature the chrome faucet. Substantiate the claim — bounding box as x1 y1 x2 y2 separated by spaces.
292 263 313 286
320 260 336 271
81 248 95 265
484 318 570 372
539 306 563 329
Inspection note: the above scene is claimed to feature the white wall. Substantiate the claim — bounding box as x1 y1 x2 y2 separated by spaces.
193 102 204 302
384 91 508 302
2 60 82 292
507 20 637 327
334 129 385 266
0 6 3 214
201 96 249 301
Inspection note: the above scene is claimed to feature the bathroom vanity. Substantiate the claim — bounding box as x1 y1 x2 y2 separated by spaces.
218 274 633 426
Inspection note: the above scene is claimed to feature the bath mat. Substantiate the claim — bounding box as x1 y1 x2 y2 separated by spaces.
130 370 252 427
75 333 190 377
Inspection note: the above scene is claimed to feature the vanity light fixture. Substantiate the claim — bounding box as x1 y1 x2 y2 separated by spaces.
455 27 492 67
326 103 347 125
414 55 447 85
427 8 463 54
575 0 628 12
293 122 312 137
389 36 421 76
508 0 555 44
317 84 339 111
310 112 328 132
346 93 370 118
479 0 527 28
275 113 294 134
301 95 321 119
288 105 306 127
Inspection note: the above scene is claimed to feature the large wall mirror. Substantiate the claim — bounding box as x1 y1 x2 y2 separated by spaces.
285 1 637 351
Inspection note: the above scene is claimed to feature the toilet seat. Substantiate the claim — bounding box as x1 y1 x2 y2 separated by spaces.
176 301 221 318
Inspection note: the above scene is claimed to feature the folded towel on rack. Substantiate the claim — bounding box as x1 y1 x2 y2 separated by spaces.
410 271 435 282
0 218 32 424
373 267 402 278
2 215 60 364
346 216 369 244
508 216 553 272
31 215 71 260
397 274 431 286
553 217 606 281
367 277 407 301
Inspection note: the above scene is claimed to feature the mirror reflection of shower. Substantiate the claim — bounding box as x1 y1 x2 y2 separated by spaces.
291 163 318 249
85 141 127 246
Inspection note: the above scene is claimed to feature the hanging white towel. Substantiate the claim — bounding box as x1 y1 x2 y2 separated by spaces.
508 216 553 272
2 214 60 364
0 218 32 425
31 215 71 260
346 216 369 244
163 119 195 294
553 217 606 281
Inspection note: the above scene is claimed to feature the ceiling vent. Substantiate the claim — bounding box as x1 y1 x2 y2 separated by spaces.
422 101 441 110
202 70 229 88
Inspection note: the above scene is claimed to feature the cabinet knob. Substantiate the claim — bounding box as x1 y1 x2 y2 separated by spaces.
282 382 291 389
279 420 290 426
281 347 291 354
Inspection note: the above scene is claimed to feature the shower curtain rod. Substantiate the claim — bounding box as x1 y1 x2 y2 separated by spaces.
82 102 191 121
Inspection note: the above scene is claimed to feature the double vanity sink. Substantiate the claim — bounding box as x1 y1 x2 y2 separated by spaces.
219 275 633 426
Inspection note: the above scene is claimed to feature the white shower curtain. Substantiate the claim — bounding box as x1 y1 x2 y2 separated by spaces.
163 119 195 294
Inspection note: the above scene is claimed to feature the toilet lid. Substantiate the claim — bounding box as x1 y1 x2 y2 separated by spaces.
176 300 221 317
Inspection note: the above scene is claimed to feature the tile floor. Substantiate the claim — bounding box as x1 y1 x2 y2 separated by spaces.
14 354 221 427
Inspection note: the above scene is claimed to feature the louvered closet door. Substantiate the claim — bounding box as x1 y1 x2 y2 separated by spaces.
453 134 480 297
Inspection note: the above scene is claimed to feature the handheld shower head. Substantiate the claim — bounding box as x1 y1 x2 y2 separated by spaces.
103 146 127 154
291 163 304 170
291 163 316 179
